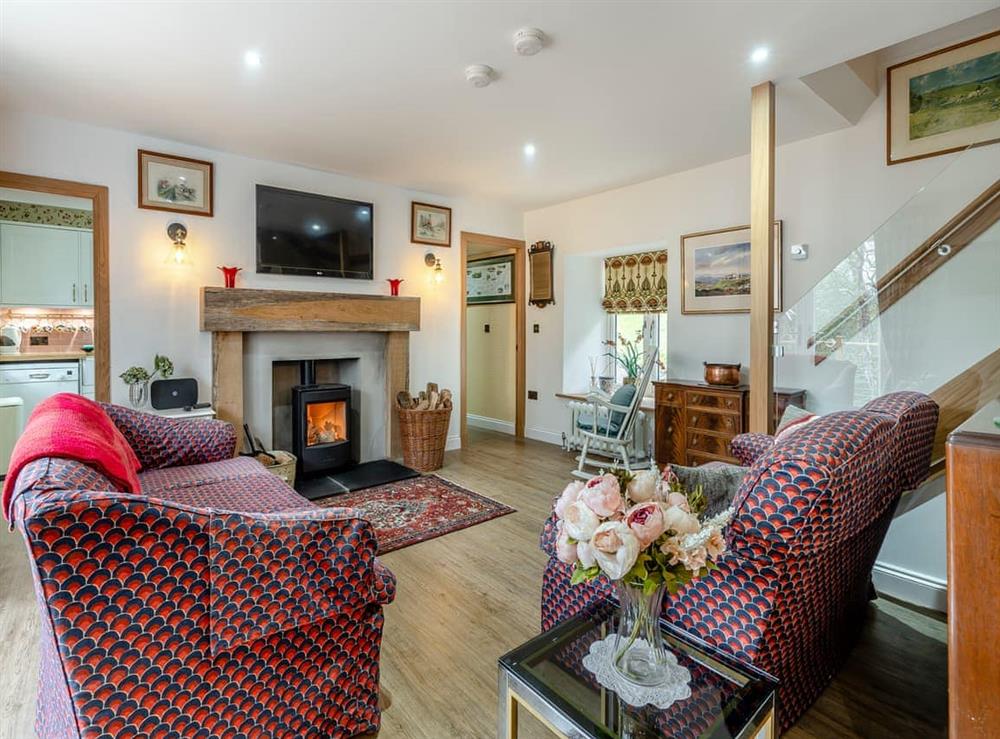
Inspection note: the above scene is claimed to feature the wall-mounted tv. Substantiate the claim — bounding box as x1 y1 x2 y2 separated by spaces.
256 184 374 279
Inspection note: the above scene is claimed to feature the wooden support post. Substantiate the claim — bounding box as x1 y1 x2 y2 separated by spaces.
212 331 244 449
749 81 776 434
385 331 410 459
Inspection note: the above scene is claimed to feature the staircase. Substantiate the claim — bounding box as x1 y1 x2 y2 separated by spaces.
775 143 1000 474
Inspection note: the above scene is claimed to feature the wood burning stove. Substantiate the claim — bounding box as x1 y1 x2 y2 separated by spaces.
291 362 357 477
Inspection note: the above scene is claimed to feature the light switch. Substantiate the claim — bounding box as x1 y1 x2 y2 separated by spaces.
533 324 540 333
484 324 490 333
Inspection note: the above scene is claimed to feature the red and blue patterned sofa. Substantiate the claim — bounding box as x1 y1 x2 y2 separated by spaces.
8 403 395 738
539 391 938 732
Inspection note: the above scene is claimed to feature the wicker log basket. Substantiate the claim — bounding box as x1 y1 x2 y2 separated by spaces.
396 383 453 472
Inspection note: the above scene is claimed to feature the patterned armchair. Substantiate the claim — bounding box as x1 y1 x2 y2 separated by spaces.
539 391 938 732
9 404 395 739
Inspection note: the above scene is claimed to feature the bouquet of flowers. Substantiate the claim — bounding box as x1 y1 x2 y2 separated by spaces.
553 467 734 686
553 468 732 594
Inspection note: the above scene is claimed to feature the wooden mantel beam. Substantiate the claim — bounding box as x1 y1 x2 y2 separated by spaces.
200 287 420 332
749 81 776 434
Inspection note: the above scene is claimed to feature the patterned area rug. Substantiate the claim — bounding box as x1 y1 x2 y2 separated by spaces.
313 475 515 554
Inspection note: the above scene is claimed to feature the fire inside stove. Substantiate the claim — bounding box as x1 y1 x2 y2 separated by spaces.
305 400 347 446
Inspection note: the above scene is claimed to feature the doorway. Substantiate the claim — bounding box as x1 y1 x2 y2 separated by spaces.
0 172 111 402
460 232 525 448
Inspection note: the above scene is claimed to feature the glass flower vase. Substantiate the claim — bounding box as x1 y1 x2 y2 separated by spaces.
128 380 149 409
613 582 670 686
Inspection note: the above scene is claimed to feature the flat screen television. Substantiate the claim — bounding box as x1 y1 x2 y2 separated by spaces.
256 185 374 279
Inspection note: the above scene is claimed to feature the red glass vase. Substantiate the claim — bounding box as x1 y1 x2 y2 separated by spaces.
218 266 242 288
387 278 404 296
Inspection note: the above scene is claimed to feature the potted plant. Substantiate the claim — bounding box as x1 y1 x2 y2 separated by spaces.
120 354 174 409
603 332 662 385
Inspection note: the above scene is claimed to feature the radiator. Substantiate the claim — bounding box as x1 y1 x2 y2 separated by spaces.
561 399 652 461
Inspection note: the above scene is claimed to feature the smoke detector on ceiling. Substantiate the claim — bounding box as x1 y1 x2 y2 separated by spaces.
465 64 495 88
513 28 546 56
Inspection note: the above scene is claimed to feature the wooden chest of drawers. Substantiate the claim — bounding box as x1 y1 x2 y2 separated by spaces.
653 380 806 467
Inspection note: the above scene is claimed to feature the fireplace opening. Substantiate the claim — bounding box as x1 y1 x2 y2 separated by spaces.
306 400 348 446
292 381 357 478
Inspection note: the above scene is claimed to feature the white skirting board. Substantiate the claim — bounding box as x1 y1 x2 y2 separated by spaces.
873 560 947 613
446 433 462 451
525 426 564 446
466 414 515 435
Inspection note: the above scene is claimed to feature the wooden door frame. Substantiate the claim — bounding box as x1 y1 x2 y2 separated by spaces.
460 231 526 448
0 171 111 402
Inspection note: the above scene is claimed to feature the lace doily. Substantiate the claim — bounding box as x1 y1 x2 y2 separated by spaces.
581 634 692 709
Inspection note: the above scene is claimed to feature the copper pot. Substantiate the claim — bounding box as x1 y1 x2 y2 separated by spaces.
703 362 741 386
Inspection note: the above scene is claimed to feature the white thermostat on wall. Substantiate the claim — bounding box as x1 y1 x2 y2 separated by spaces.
790 243 809 260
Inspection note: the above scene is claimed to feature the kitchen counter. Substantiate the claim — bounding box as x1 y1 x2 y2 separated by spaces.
0 351 90 363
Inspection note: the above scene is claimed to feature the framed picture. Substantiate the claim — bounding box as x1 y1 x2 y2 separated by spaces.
681 222 782 315
411 201 452 247
528 240 555 308
887 30 1000 165
137 150 214 216
466 254 514 304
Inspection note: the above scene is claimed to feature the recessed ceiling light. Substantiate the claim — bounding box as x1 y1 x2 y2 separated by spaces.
311 223 321 231
750 47 769 64
244 50 262 68
523 143 536 159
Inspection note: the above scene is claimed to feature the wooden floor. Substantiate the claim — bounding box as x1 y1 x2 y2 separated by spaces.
0 429 947 738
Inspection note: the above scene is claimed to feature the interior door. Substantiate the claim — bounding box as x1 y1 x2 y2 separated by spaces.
0 223 82 306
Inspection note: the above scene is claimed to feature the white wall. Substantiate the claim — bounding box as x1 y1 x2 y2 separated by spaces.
522 84 977 609
0 111 523 448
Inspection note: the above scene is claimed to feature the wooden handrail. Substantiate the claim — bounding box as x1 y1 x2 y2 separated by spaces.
809 179 1000 363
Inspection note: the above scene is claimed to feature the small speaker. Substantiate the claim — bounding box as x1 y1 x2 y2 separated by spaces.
150 378 198 410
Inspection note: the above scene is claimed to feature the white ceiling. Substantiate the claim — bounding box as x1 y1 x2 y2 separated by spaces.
1 1 996 209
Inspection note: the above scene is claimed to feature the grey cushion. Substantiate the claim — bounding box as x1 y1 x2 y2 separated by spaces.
668 462 747 517
576 384 637 436
776 404 814 435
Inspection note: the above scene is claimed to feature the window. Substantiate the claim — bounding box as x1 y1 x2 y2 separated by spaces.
604 312 667 390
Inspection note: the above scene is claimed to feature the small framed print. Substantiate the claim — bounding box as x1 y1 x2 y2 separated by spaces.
411 201 452 247
138 150 214 217
528 241 555 308
887 30 1000 165
681 222 782 315
466 254 515 304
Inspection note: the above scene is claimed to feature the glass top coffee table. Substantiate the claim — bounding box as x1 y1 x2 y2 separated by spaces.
498 600 777 739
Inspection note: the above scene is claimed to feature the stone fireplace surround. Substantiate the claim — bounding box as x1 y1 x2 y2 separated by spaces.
200 287 420 458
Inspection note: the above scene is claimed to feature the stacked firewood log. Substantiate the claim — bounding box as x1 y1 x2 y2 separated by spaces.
396 382 452 411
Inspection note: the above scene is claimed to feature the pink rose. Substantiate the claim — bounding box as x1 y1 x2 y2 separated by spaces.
662 504 700 536
555 526 579 565
665 492 691 512
625 501 667 548
626 469 659 503
555 481 585 519
705 529 726 559
564 500 600 541
661 465 680 485
577 539 597 568
581 474 624 518
591 521 640 580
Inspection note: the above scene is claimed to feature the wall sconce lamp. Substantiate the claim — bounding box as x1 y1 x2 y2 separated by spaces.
167 222 189 265
425 251 444 284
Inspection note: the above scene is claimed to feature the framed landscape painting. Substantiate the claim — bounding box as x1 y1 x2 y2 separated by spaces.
466 254 514 304
681 222 782 315
411 201 452 247
887 30 1000 165
137 150 214 216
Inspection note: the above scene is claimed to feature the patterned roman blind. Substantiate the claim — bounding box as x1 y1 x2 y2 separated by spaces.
601 250 667 313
